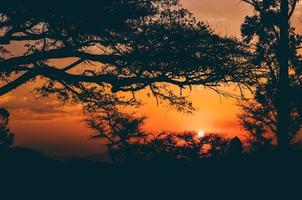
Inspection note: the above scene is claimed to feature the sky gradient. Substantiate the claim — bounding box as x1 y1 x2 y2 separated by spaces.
2 0 301 157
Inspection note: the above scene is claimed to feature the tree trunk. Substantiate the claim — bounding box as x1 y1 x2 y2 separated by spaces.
277 0 290 154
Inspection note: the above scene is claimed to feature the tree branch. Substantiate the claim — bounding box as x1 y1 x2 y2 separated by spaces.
0 71 38 95
288 0 298 19
0 49 124 70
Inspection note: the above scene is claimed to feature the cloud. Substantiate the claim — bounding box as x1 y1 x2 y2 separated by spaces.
0 83 83 122
181 0 253 36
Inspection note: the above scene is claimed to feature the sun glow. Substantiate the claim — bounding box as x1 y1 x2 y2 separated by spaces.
197 130 205 138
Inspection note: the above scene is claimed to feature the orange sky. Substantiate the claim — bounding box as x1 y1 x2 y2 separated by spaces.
2 0 302 157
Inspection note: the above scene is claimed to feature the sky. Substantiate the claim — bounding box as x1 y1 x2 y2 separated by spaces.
2 0 302 157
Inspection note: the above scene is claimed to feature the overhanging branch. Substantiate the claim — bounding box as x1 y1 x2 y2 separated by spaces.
0 71 37 95
0 48 124 70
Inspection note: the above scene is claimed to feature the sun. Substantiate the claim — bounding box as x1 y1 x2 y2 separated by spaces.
197 130 205 138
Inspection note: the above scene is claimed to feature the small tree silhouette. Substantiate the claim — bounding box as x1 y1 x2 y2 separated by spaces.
0 108 14 151
228 137 243 156
86 107 147 163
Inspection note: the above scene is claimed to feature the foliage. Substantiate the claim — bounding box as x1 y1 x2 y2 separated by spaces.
239 0 302 147
0 0 250 114
0 108 14 150
87 109 232 163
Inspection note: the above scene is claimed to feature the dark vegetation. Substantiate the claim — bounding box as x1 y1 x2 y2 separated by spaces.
239 0 302 153
0 0 250 114
1 107 302 198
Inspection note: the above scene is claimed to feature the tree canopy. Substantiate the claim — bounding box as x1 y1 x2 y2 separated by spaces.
0 0 250 113
239 0 302 147
86 108 231 163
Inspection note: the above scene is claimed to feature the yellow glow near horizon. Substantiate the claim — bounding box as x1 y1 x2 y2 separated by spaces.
197 130 206 138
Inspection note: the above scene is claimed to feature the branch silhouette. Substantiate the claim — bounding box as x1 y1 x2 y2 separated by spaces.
0 0 251 114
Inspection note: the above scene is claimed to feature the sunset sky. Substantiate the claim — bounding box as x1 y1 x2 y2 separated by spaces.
2 0 302 158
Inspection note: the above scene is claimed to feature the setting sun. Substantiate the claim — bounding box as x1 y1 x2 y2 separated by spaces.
197 130 205 138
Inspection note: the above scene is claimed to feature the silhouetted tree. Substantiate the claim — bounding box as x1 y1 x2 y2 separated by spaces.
0 0 250 114
238 80 302 151
278 0 290 153
228 137 243 156
86 107 147 163
87 111 231 162
0 108 14 151
240 0 302 151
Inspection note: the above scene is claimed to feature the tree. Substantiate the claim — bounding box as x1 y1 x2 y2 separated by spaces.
87 109 231 163
240 0 301 151
277 0 290 153
86 107 147 163
238 79 302 151
0 0 250 114
228 137 243 156
0 108 14 151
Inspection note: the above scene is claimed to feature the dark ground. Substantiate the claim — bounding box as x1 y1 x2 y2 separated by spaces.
1 147 301 199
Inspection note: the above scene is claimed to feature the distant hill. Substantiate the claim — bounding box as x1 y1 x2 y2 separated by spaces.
52 152 111 163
